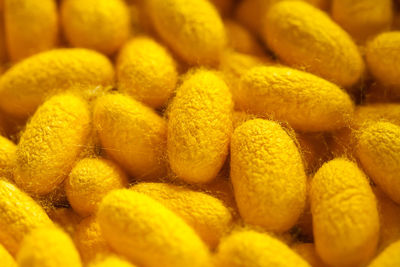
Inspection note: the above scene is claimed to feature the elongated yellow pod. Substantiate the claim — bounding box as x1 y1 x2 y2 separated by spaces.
98 189 211 267
231 119 307 232
366 32 400 89
368 240 400 267
61 0 130 55
356 121 400 205
238 66 354 132
147 0 226 65
116 36 178 108
93 94 167 179
214 230 310 267
131 182 232 248
17 227 82 267
168 69 233 183
311 158 379 266
263 1 364 87
89 256 136 267
224 19 264 56
66 158 128 217
0 180 53 255
332 0 393 42
4 0 58 61
0 48 114 118
0 243 16 267
15 94 91 195
74 216 111 264
0 135 15 180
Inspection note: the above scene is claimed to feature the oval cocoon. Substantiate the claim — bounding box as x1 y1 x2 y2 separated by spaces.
15 94 91 195
66 158 128 216
366 32 400 89
263 1 364 87
0 48 114 118
61 0 130 55
17 227 82 267
237 66 355 132
231 119 307 232
98 189 211 267
116 36 178 108
214 230 310 267
168 69 233 183
131 182 232 248
311 158 379 266
89 256 136 267
147 0 226 65
0 180 53 255
356 121 400 205
93 94 167 179
4 0 58 61
332 0 393 42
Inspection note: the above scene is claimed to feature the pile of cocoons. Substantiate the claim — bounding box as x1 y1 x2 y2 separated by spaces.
1 0 400 266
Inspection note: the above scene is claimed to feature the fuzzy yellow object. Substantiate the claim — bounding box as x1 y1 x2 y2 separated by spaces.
263 1 364 87
0 135 15 181
4 0 58 61
167 69 233 183
61 0 130 55
311 158 379 266
231 119 307 232
17 227 82 267
15 94 91 195
131 182 233 248
93 93 167 179
98 189 212 267
0 49 114 118
0 242 16 267
0 180 53 255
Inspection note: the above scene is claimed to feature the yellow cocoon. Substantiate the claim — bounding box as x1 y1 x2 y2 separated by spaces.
0 135 15 180
98 189 211 267
0 48 114 118
214 230 310 267
366 32 400 89
292 243 327 267
4 0 58 61
0 243 16 267
237 66 354 132
74 216 111 264
0 180 53 255
224 19 265 56
263 1 364 87
230 119 307 232
147 0 226 65
17 227 82 267
66 158 128 217
93 94 167 179
332 0 393 42
116 36 178 108
61 0 130 55
368 240 400 267
131 182 233 248
356 121 400 205
167 69 233 183
310 158 379 266
15 94 90 195
89 256 136 267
